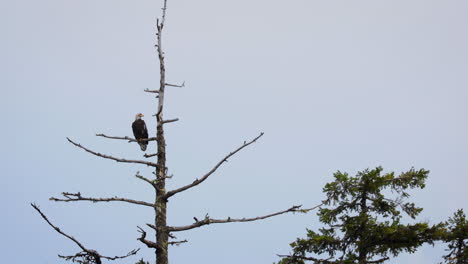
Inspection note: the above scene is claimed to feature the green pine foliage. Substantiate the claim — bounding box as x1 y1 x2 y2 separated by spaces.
135 258 150 264
441 209 467 264
278 167 443 264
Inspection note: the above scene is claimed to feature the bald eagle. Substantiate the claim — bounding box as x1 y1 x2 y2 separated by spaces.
132 113 148 151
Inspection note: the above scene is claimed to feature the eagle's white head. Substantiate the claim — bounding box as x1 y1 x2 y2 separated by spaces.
135 113 144 120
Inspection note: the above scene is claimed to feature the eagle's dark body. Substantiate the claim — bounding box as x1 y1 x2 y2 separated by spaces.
132 119 148 151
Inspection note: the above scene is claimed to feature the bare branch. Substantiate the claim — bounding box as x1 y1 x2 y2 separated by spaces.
297 203 323 213
155 1 168 112
146 223 157 231
67 138 158 167
59 252 101 264
50 192 155 208
144 152 159 158
100 249 140 261
135 171 157 188
31 203 139 264
137 226 159 249
31 203 88 252
167 204 305 232
161 118 179 124
168 239 188 246
165 132 264 199
144 89 160 93
160 0 168 27
165 81 185 88
96 133 157 143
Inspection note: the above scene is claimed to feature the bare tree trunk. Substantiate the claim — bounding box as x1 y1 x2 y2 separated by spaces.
155 119 168 264
155 1 169 263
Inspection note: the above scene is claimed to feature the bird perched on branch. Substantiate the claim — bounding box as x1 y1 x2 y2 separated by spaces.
132 113 148 151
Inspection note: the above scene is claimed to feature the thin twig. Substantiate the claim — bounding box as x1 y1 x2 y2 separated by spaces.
165 81 185 88
161 118 179 124
168 239 188 246
102 249 140 261
144 152 159 158
167 204 305 232
160 0 168 27
144 89 160 93
165 133 264 199
135 171 157 188
50 192 155 208
296 203 323 213
146 223 157 230
67 138 157 167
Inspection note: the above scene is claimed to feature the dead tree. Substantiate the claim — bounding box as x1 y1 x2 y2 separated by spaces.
32 1 320 263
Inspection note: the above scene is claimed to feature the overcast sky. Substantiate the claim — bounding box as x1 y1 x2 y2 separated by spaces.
1 0 467 263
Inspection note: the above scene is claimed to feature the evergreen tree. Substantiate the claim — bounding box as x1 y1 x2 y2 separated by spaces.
278 167 442 264
441 209 467 264
135 259 150 264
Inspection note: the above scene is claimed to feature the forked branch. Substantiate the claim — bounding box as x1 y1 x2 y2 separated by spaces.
50 192 155 208
137 226 159 249
167 204 305 232
165 132 264 199
67 138 158 167
31 203 139 264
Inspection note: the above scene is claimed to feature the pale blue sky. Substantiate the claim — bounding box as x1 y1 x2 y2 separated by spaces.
1 0 467 263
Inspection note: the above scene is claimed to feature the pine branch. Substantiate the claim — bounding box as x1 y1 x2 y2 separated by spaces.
67 137 158 167
367 258 390 264
165 132 264 199
277 255 341 264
